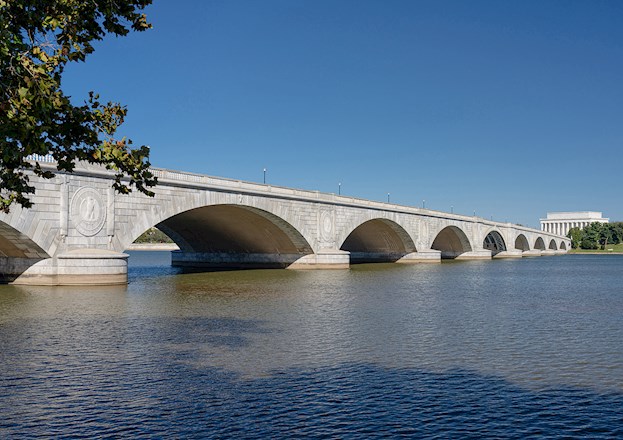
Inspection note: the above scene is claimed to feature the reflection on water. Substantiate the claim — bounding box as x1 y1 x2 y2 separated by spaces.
1 252 622 437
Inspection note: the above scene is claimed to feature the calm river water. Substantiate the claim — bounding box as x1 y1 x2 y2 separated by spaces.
1 252 622 438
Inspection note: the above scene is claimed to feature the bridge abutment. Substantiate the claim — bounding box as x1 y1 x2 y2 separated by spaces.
4 250 128 285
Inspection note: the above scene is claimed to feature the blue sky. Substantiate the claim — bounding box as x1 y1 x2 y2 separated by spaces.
63 0 623 228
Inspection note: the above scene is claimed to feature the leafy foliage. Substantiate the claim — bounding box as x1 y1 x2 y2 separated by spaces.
568 222 623 249
134 227 173 244
0 0 156 212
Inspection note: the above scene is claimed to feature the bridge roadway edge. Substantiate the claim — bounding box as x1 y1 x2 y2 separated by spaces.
0 162 571 285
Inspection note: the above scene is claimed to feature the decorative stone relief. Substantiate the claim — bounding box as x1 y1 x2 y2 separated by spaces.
319 209 334 243
70 187 106 236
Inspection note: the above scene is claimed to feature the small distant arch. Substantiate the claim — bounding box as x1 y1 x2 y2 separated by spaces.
483 230 507 256
560 241 567 250
534 237 546 250
431 226 472 259
340 219 416 263
549 239 558 250
514 234 530 251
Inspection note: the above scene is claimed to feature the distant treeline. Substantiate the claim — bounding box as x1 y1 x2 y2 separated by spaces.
567 222 623 249
134 227 174 244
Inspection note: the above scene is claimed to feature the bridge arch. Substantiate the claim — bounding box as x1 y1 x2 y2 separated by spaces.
0 221 49 259
514 234 530 251
560 241 567 250
0 221 50 283
548 239 558 250
431 226 472 259
340 219 417 263
146 204 314 268
482 229 507 256
534 237 546 250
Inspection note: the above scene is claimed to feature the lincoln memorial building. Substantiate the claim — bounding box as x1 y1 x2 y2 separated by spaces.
540 212 609 236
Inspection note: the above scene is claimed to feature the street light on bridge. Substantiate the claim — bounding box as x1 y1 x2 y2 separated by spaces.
387 193 390 203
338 182 341 195
263 168 266 184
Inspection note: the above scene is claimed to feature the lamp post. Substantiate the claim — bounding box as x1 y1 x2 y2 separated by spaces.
422 199 426 209
263 168 266 184
451 205 454 214
338 182 341 195
387 193 390 203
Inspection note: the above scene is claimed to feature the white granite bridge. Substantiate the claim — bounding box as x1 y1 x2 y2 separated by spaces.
0 160 570 285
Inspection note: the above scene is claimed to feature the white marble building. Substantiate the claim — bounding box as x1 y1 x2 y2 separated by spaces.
540 212 609 236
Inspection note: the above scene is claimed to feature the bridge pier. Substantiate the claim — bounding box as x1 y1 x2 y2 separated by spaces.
396 250 441 263
2 250 128 285
493 250 524 258
453 250 492 260
522 250 543 257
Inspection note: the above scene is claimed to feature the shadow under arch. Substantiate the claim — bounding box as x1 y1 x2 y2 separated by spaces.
431 226 472 259
534 237 546 250
150 204 314 269
483 230 507 256
515 234 530 251
0 221 50 283
340 219 417 263
548 239 558 250
560 241 567 250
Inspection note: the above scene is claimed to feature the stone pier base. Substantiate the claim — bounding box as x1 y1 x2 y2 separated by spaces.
541 250 557 256
522 250 543 257
289 249 350 269
396 250 442 263
493 250 524 258
454 250 493 260
2 250 128 285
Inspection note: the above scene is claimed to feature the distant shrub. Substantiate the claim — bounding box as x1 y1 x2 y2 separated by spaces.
134 227 174 244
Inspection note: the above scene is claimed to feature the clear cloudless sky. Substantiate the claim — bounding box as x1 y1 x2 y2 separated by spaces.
62 0 623 228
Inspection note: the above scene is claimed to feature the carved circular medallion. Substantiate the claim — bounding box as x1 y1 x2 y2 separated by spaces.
71 187 106 236
320 210 333 241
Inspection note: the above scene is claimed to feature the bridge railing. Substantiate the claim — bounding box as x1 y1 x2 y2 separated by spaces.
26 154 56 163
23 158 568 239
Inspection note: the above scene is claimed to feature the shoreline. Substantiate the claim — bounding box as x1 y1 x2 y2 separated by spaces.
568 251 623 255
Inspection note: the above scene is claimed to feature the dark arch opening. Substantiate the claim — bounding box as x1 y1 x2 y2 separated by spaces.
560 241 567 250
534 237 546 250
515 234 530 251
549 239 558 250
483 230 507 256
155 205 313 269
340 219 416 263
0 221 49 283
431 226 472 259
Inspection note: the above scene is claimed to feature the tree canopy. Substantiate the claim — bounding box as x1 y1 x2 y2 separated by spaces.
0 0 156 213
567 222 623 250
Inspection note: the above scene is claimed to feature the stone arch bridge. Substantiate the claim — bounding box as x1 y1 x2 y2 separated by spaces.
0 161 570 285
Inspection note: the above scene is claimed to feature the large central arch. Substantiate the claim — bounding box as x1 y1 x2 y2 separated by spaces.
154 205 314 268
340 219 416 263
431 226 472 259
